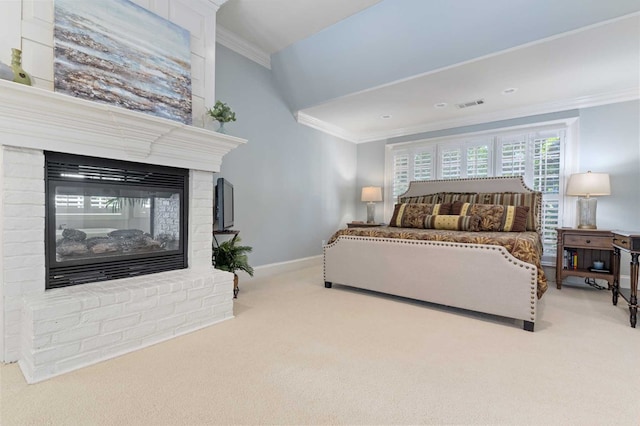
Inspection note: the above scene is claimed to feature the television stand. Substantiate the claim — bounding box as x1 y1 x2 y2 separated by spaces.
213 229 239 235
213 230 240 298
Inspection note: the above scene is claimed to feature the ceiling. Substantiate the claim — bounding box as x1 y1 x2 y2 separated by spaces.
217 0 382 54
217 1 640 143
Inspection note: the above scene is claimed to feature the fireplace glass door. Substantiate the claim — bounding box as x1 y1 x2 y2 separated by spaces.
53 184 181 262
46 152 188 289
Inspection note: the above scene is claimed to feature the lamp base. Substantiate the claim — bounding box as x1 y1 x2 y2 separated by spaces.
366 202 376 224
576 197 598 229
577 224 597 230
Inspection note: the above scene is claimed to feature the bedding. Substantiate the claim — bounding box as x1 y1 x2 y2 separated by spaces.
327 226 548 298
400 191 540 232
389 203 452 228
451 201 529 232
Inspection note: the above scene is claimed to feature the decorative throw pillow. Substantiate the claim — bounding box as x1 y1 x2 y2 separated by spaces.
451 202 530 232
439 192 479 204
476 192 541 232
398 193 441 204
423 214 481 231
389 203 452 228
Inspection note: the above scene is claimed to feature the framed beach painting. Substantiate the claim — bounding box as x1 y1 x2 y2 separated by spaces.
54 0 192 124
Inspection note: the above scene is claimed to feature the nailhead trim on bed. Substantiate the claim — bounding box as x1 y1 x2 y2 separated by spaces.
324 235 538 322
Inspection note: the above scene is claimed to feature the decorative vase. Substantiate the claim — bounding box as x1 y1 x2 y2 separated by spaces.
217 121 226 134
11 48 31 86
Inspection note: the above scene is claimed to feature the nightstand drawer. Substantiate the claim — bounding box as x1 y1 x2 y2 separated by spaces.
564 234 611 249
612 235 631 251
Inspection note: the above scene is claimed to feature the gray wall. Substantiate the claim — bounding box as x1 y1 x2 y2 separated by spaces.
578 101 640 232
355 140 386 222
214 45 357 267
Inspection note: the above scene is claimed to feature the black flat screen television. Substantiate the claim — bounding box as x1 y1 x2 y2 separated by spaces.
214 177 234 231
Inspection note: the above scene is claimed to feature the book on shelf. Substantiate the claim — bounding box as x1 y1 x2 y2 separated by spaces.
563 249 579 270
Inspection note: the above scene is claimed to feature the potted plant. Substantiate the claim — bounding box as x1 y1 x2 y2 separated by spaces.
212 235 253 298
206 100 236 133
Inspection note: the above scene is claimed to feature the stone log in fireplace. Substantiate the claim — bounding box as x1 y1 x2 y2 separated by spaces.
0 80 246 383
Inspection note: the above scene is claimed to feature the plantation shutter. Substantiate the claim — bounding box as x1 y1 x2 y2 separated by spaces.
90 196 113 209
55 195 84 208
466 143 490 177
498 132 562 256
532 134 561 253
413 150 433 181
393 152 410 199
387 126 564 261
440 147 461 179
499 136 527 176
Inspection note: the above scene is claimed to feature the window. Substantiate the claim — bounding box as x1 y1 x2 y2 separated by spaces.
440 146 461 179
387 127 565 260
497 132 561 252
391 146 435 199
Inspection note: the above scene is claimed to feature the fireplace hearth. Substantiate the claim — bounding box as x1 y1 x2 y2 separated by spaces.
46 152 188 289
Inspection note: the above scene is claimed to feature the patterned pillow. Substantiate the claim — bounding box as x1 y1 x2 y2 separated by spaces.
451 201 530 232
439 192 479 204
398 193 441 204
389 203 452 228
423 214 481 231
476 192 541 232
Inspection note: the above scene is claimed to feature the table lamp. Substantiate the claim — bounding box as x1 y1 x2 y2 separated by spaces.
361 186 382 223
566 171 610 229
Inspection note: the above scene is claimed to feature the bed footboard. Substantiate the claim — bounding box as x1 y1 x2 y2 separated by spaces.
324 236 538 331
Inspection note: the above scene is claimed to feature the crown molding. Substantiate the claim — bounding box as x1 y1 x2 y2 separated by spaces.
295 111 359 143
298 87 640 144
216 25 271 69
208 0 229 8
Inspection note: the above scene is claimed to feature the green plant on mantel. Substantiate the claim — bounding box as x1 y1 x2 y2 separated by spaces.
206 100 237 123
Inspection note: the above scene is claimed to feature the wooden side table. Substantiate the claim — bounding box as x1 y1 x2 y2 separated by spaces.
347 222 383 228
555 228 614 289
612 231 640 328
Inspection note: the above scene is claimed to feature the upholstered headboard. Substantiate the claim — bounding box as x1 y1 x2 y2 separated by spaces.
397 176 542 234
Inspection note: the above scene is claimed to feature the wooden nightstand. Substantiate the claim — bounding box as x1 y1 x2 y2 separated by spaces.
555 228 614 289
611 231 640 328
347 222 383 228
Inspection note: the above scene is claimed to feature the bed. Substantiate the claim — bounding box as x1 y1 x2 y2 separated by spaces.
323 176 548 331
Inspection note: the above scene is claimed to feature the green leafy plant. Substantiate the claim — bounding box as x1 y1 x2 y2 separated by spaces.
207 100 237 123
212 235 253 276
105 197 149 213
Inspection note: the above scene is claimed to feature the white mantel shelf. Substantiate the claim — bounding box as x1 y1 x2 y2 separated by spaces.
0 80 246 172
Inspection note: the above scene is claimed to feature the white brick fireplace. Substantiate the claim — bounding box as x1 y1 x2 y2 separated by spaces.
0 80 246 383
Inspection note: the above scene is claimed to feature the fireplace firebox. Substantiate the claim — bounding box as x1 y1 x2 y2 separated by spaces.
45 152 189 289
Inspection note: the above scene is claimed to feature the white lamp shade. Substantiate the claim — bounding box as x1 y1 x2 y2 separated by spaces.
566 172 610 197
361 186 382 202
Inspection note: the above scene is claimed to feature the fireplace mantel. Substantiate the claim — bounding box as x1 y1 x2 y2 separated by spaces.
0 80 246 172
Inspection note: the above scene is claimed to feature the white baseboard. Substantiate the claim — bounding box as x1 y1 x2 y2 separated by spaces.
240 255 323 281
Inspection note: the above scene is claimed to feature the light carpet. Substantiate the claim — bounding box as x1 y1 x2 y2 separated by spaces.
1 264 639 425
